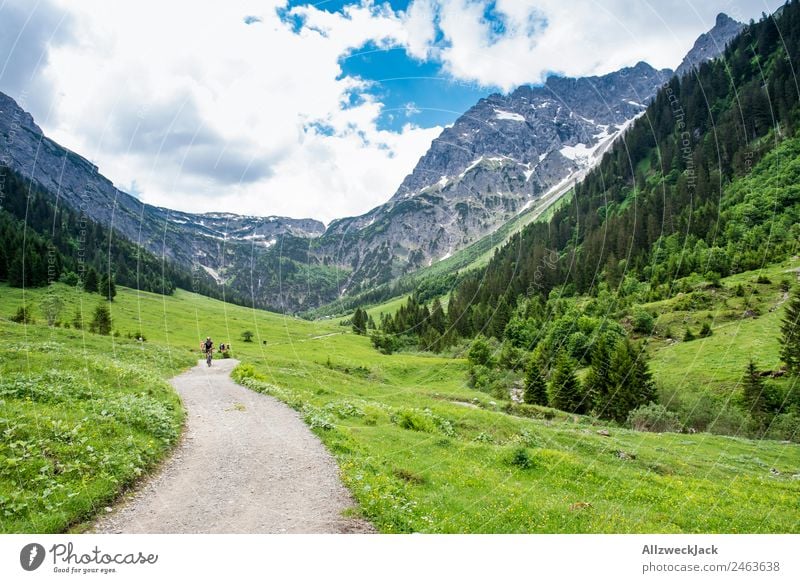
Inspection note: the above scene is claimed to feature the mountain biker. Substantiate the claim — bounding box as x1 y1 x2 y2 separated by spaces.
203 336 213 366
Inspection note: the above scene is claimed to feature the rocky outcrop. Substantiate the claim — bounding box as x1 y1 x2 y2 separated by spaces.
675 13 745 78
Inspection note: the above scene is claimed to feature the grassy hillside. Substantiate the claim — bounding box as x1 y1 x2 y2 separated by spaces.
2 281 799 534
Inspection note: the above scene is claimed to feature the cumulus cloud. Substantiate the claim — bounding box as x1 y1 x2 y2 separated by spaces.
426 0 783 91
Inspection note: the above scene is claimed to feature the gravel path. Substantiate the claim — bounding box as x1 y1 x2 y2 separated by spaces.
93 358 372 534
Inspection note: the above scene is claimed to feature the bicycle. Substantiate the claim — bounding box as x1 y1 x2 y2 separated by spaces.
206 348 213 367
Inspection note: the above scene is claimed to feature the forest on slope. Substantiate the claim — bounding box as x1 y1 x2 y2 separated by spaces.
365 3 800 441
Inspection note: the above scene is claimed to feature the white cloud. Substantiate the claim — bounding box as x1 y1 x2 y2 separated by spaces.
430 0 784 91
17 0 442 224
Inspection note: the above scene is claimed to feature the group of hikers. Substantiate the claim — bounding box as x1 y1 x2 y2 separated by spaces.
201 337 229 367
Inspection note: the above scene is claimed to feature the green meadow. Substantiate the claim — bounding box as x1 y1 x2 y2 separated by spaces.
1 278 799 533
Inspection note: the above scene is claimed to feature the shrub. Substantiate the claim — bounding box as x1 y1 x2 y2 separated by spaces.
508 447 535 469
241 330 254 343
89 302 112 335
467 335 495 368
371 332 399 355
627 403 683 433
10 305 33 324
683 328 695 342
631 308 655 335
699 322 712 338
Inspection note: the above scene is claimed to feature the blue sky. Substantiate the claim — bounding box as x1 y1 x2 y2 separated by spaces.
289 0 500 131
339 44 495 131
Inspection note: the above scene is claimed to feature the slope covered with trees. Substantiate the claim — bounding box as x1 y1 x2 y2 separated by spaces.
0 167 250 304
368 4 800 436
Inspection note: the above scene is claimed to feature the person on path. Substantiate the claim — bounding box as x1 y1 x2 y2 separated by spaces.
203 336 213 366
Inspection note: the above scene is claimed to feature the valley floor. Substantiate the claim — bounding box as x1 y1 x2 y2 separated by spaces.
1 279 798 533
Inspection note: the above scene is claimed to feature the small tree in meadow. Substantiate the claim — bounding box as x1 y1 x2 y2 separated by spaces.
742 359 769 432
90 302 112 335
40 286 65 326
780 287 800 375
241 330 254 343
352 308 368 335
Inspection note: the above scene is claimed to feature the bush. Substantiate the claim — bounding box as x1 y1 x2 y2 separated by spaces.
371 332 399 355
10 305 34 324
627 403 683 433
765 411 800 443
699 322 712 338
468 335 495 368
683 328 695 342
508 447 535 469
241 330 254 343
631 308 655 335
498 340 524 370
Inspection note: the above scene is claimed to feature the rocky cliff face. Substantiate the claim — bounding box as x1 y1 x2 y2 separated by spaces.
675 13 746 78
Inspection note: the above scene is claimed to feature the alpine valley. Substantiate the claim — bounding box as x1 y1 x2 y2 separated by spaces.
0 14 743 313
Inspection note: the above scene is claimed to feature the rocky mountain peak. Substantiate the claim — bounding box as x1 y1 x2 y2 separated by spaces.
675 13 745 78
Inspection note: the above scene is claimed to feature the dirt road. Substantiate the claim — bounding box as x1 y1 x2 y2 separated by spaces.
93 358 372 533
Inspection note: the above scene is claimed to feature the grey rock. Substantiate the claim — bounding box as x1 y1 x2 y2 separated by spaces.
675 13 745 78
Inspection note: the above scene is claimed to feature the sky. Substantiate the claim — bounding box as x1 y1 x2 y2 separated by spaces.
0 0 785 224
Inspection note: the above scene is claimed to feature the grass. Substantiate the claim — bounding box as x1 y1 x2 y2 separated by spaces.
2 279 799 533
0 321 194 533
645 258 800 399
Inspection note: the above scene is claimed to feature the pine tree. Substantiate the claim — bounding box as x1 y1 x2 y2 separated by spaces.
548 353 583 413
352 308 368 335
103 274 117 301
84 267 98 293
632 342 657 406
780 287 800 375
584 335 612 413
90 302 112 335
523 357 548 406
605 339 636 423
742 359 768 433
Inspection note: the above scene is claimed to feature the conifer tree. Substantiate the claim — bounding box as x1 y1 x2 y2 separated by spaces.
352 308 368 335
780 287 800 375
584 335 612 413
84 267 98 293
742 359 768 433
90 302 112 335
548 353 583 413
523 357 548 406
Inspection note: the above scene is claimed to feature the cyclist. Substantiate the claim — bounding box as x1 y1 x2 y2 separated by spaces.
203 336 213 367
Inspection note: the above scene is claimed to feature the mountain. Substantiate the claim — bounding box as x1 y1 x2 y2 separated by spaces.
0 91 323 264
318 14 744 297
322 61 671 291
0 13 743 312
675 13 747 78
441 3 800 342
